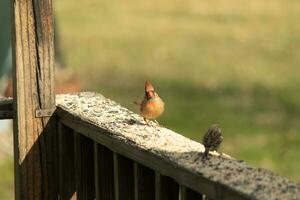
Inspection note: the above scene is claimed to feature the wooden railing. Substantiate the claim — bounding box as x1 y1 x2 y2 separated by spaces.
54 92 299 200
1 92 300 199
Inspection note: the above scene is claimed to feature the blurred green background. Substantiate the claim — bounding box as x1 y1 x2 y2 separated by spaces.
1 0 300 198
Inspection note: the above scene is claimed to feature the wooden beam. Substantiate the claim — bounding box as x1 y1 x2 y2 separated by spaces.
0 97 13 119
11 0 56 199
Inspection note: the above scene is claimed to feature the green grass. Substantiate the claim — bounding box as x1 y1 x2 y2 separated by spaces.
53 0 300 182
0 157 14 200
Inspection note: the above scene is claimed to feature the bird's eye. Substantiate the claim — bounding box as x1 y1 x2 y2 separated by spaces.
146 91 155 99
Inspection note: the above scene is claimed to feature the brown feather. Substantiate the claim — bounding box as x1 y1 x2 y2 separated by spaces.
202 124 223 159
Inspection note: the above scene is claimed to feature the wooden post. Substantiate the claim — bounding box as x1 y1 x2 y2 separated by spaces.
10 0 56 199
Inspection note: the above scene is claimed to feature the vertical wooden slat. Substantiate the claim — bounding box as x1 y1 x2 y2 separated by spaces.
203 195 214 200
180 185 203 200
160 176 179 200
134 162 155 200
58 122 76 199
11 0 56 198
155 171 161 200
113 153 134 200
94 143 114 200
134 163 138 200
113 153 120 200
74 132 95 199
94 143 99 200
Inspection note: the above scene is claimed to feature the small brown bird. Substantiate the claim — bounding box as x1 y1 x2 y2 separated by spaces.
135 81 165 126
202 124 223 159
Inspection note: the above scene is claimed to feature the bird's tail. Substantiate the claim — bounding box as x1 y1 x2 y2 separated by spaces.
133 101 141 105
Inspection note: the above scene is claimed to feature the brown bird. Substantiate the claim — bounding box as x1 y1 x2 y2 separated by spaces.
135 81 165 126
202 124 223 160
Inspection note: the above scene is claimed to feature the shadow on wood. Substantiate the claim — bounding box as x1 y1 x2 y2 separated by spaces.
17 114 58 199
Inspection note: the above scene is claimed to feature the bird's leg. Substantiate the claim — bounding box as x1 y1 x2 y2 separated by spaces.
202 149 210 161
154 120 160 126
144 118 150 126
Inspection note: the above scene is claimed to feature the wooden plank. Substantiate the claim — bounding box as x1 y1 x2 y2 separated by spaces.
74 132 95 199
155 172 161 200
94 143 99 200
180 185 203 200
58 122 76 199
134 163 138 200
134 162 155 200
94 142 114 200
214 184 248 200
160 176 179 200
113 153 134 200
11 0 56 198
0 110 13 119
0 97 13 119
113 153 120 200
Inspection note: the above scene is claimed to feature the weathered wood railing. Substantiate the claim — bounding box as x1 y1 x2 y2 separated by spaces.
55 92 300 200
1 93 300 199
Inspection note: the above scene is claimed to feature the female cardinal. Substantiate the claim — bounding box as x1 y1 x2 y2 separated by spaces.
136 81 165 126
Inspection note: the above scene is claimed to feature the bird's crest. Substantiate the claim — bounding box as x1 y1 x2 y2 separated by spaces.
145 81 155 92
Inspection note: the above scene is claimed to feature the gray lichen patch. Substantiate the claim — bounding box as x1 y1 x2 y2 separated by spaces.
56 92 300 200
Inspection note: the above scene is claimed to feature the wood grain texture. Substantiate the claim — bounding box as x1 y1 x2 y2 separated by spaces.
74 132 95 200
11 0 56 198
94 143 114 200
58 122 76 199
